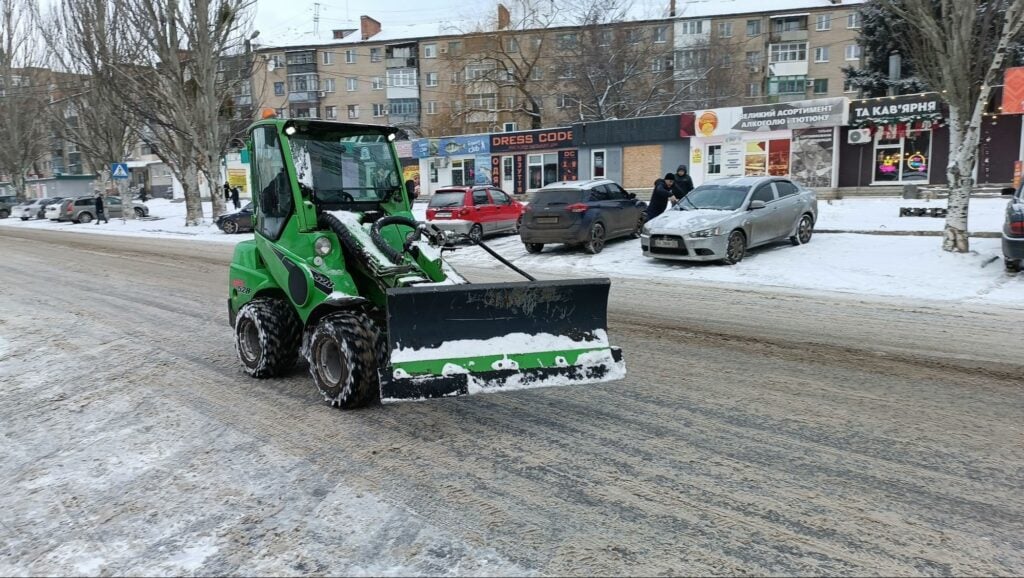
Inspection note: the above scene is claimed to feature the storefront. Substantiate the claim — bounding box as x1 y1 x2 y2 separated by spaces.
412 134 491 196
682 97 847 188
841 92 947 186
572 115 688 191
489 127 577 195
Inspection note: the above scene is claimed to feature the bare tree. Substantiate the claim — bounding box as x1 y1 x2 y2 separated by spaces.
41 0 143 215
114 0 257 225
0 0 50 200
884 0 1024 252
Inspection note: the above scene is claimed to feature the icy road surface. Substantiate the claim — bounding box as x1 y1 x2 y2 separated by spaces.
1 227 1023 576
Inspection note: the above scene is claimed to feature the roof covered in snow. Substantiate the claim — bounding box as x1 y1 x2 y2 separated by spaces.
676 0 867 19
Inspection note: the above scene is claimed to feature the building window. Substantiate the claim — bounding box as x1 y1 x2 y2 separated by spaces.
347 104 359 119
530 66 544 80
287 73 319 92
816 14 832 31
744 139 790 176
468 92 497 112
770 42 808 62
285 52 315 65
592 150 606 178
746 19 761 36
769 75 806 94
718 22 733 38
370 47 382 62
425 101 438 115
654 26 668 43
321 78 335 92
814 47 829 62
322 51 334 65
746 51 762 65
874 129 931 183
447 41 462 56
679 49 709 69
556 94 572 108
598 30 612 46
747 82 762 97
389 99 420 118
275 107 285 118
505 37 519 53
558 64 576 79
346 77 358 91
270 54 285 68
527 153 559 190
720 53 733 68
274 82 284 96
623 29 639 44
345 49 356 64
772 16 806 33
372 76 384 90
465 62 495 81
844 78 858 93
372 103 386 117
706 144 722 176
387 69 418 87
557 33 578 50
422 44 436 58
813 78 828 94
848 12 862 28
845 44 862 60
651 57 666 72
325 105 337 120
681 20 703 35
425 72 438 87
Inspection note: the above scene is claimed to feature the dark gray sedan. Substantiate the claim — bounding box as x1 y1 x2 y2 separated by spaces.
1002 186 1024 272
641 176 818 265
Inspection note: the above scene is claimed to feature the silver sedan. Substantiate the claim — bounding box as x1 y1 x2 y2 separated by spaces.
641 176 817 265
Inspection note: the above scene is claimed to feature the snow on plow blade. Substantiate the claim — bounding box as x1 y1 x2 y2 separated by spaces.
380 278 625 401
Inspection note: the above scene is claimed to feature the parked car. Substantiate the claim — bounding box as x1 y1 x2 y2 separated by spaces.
426 185 524 242
641 176 817 265
1002 186 1024 272
15 197 61 220
61 195 149 223
519 179 646 254
44 199 66 220
215 202 253 234
0 195 19 219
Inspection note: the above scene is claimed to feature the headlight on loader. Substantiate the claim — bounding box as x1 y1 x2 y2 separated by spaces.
689 227 720 238
314 236 333 256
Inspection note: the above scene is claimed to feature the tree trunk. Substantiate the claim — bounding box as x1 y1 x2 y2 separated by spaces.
183 162 203 226
943 98 985 253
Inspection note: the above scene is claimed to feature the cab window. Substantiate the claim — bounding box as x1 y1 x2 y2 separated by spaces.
252 126 292 240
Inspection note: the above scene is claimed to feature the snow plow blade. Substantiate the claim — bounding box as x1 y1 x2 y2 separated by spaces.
380 278 625 402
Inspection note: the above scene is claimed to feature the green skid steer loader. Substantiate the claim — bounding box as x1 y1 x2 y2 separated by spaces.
227 116 625 407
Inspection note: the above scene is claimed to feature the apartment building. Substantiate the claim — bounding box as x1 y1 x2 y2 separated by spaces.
248 0 866 135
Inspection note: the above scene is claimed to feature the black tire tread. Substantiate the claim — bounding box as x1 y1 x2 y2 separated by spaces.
235 297 302 378
309 311 382 409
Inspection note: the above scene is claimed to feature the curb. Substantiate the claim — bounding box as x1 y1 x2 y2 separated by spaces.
817 229 1000 238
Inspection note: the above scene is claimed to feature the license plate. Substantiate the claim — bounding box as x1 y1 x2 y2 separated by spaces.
536 216 559 224
435 211 452 218
654 238 679 248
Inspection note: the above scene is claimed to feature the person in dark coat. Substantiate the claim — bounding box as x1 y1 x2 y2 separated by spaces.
94 191 109 224
223 182 231 202
230 186 241 210
644 173 676 222
672 165 695 201
405 179 417 202
138 184 148 203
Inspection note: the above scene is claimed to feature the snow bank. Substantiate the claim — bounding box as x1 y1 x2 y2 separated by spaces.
391 329 610 363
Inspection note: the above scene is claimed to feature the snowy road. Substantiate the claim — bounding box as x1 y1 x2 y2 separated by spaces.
1 227 1023 576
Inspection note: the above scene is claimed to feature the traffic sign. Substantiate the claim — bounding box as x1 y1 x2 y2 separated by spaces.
111 163 129 179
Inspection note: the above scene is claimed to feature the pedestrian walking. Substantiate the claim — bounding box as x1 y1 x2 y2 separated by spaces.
230 186 241 210
94 191 109 224
672 165 694 202
223 182 231 202
644 173 676 222
138 184 149 203
405 179 418 202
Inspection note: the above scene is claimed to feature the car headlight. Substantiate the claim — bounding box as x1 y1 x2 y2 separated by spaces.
641 224 651 235
314 236 333 256
689 227 720 238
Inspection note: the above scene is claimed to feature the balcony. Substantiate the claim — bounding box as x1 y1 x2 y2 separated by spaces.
288 91 321 103
389 112 420 125
385 56 417 69
769 29 808 43
286 62 317 74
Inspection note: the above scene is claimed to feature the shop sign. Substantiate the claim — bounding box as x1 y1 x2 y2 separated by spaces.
558 149 578 181
412 135 490 159
734 98 846 131
791 127 835 189
849 92 944 125
394 141 413 159
691 148 703 165
490 128 574 153
1003 67 1024 114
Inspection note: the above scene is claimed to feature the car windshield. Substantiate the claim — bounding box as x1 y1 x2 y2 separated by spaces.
429 192 466 208
676 185 749 211
531 189 585 205
289 130 400 205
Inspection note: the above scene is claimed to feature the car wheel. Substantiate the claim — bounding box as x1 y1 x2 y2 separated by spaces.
790 214 814 245
524 242 544 254
1006 258 1022 273
20 216 28 221
629 214 644 239
722 230 746 265
585 223 606 254
134 207 145 218
223 220 239 234
514 215 523 234
468 223 483 243
78 212 93 224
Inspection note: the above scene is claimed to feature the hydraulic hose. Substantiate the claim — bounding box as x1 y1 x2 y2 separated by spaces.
369 215 420 265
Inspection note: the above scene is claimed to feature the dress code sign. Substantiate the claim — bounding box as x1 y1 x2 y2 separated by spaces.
491 128 574 153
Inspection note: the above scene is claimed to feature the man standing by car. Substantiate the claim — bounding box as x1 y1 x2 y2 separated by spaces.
94 191 109 224
644 173 676 222
672 165 694 202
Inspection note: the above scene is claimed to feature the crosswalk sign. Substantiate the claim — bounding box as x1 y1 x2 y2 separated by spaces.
111 163 129 179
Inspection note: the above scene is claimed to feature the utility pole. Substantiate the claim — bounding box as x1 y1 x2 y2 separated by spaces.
888 51 902 96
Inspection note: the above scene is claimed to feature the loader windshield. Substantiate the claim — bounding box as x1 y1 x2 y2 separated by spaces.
288 129 401 208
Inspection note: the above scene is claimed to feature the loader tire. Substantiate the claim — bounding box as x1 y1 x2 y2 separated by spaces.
308 311 382 409
234 297 301 378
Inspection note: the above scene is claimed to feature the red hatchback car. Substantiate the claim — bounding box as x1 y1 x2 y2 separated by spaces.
426 185 525 241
